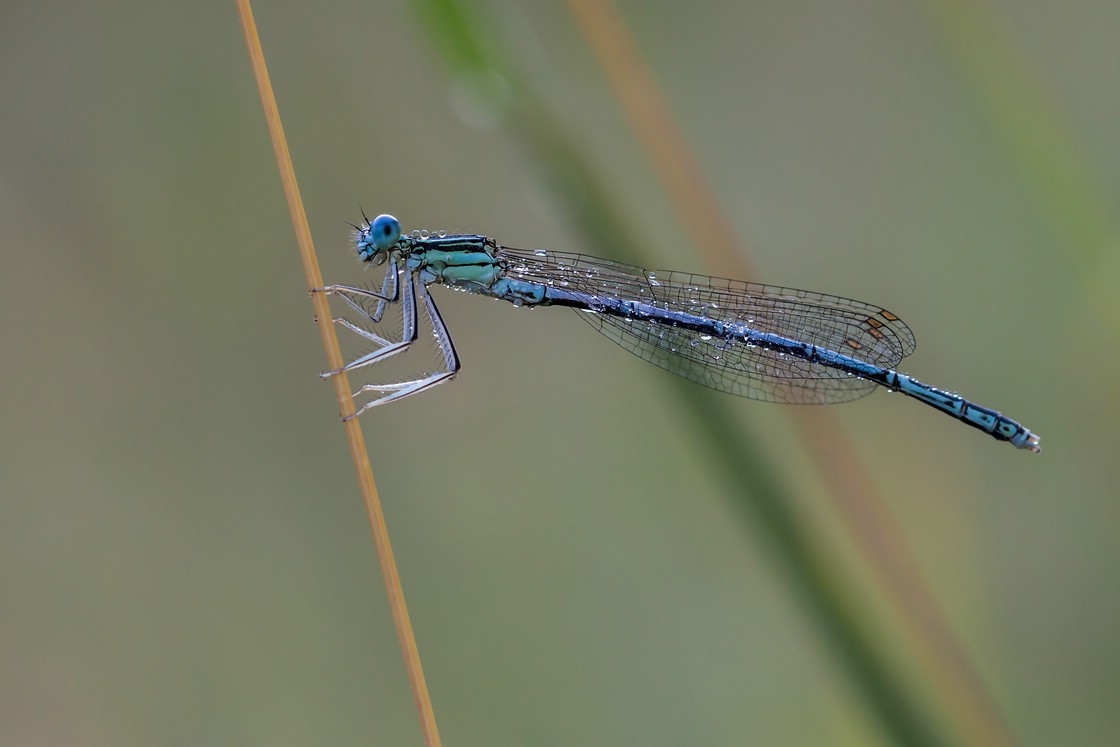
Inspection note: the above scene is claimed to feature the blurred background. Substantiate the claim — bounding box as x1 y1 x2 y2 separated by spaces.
2 1 1117 745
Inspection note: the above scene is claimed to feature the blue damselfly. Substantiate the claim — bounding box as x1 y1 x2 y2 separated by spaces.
317 214 1039 452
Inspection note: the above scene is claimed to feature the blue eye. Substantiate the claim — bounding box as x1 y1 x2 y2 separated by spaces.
356 213 402 262
370 214 401 249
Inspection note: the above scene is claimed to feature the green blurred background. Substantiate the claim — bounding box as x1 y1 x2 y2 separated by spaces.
2 1 1117 745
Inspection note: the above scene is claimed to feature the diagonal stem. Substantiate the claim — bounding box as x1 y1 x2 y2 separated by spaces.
566 1 1012 745
236 2 442 745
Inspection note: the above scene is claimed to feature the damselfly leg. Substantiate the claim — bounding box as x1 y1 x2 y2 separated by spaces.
315 265 460 418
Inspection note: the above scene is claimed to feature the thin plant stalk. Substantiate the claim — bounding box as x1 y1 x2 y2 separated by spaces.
565 2 1013 745
236 3 442 745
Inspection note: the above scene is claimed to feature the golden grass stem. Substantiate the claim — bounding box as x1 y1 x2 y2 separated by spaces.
565 1 1012 745
236 3 442 744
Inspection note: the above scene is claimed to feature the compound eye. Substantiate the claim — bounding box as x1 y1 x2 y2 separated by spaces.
370 214 401 250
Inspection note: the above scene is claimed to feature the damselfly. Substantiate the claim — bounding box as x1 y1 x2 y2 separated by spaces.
316 213 1040 452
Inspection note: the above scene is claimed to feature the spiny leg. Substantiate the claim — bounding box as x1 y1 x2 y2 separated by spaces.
370 257 400 323
331 317 394 349
354 256 399 324
314 256 399 325
321 264 418 377
321 259 404 349
346 279 461 419
312 263 398 351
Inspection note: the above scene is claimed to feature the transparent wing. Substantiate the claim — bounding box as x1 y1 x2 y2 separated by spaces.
499 246 916 404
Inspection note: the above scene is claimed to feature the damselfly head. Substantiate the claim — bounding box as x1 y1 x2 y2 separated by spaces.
356 213 402 263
